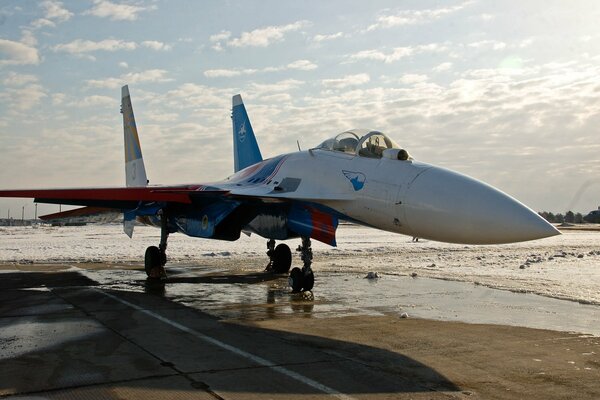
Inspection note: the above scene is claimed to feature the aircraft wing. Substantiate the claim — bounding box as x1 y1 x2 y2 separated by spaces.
0 186 228 208
0 184 344 246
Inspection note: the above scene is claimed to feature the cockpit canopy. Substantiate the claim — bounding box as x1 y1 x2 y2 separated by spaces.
316 129 403 159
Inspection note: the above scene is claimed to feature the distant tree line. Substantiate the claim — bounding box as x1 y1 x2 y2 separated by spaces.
538 211 584 224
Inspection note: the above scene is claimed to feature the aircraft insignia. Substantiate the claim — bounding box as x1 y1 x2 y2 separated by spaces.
342 170 366 191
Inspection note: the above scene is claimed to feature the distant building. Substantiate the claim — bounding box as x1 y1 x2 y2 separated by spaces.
0 218 39 227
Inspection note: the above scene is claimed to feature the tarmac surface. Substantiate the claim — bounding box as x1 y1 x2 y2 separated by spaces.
1 263 599 399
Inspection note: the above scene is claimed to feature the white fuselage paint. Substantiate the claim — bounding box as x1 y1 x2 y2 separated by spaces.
217 149 558 245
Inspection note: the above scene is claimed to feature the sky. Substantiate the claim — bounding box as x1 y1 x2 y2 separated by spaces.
1 0 600 219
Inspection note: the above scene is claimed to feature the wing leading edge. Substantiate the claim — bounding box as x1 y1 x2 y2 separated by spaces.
0 186 227 208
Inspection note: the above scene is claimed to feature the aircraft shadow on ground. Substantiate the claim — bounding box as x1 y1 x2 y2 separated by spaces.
0 270 460 396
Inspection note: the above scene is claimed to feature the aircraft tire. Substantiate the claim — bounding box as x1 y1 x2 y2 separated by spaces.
272 244 292 273
302 268 314 291
289 267 304 292
145 246 161 276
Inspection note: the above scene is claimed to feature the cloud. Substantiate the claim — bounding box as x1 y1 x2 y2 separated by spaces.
86 69 172 88
0 84 46 111
141 40 171 51
53 39 175 56
209 31 231 42
83 0 155 21
399 74 428 84
212 21 310 49
209 31 231 51
74 95 115 108
0 37 40 65
118 61 128 68
286 59 317 71
366 2 472 31
43 1 72 22
31 1 73 29
348 47 413 63
313 32 343 42
468 40 507 50
518 38 535 48
322 73 370 89
30 18 56 29
347 43 448 64
51 92 66 105
204 68 257 78
433 62 453 72
152 84 232 114
146 112 179 122
203 59 317 78
247 79 305 94
2 72 38 86
53 39 137 54
20 30 37 47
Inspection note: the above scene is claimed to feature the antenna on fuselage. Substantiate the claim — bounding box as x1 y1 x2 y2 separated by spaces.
297 140 302 151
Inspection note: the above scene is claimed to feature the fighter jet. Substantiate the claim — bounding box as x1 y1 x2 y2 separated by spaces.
0 86 560 291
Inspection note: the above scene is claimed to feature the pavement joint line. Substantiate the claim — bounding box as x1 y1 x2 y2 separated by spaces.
93 288 357 400
0 372 182 399
51 288 224 399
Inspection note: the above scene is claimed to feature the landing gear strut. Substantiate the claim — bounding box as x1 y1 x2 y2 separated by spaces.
289 236 314 292
144 210 168 279
265 239 292 274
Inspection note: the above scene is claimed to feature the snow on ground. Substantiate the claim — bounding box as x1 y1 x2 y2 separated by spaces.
0 223 599 305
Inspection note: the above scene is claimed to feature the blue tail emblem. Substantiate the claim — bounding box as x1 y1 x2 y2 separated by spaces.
232 94 262 172
343 170 366 191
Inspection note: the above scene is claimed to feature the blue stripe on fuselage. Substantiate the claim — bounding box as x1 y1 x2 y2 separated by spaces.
228 155 288 186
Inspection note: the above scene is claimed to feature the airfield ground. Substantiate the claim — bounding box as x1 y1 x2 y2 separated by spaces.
0 261 599 400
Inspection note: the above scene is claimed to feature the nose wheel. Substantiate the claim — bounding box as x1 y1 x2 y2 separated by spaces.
288 237 314 292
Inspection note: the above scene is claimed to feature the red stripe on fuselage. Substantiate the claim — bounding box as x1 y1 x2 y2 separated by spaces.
310 207 336 246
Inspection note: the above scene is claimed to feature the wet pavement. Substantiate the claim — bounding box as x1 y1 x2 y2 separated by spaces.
74 264 600 335
0 264 599 399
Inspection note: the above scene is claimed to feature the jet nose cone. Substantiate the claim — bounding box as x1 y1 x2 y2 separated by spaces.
403 167 560 244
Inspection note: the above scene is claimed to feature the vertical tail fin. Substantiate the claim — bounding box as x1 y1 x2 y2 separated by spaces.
232 94 262 172
122 85 148 187
121 85 147 238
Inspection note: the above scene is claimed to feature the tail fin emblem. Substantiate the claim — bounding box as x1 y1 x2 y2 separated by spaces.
238 121 246 143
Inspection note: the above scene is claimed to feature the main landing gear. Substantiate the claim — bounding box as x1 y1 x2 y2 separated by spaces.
265 239 292 274
266 236 315 292
144 210 168 279
289 237 314 293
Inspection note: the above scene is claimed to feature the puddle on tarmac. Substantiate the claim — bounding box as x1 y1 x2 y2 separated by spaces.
83 266 600 336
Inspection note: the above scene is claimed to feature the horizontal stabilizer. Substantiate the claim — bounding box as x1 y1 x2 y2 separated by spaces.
40 206 120 223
